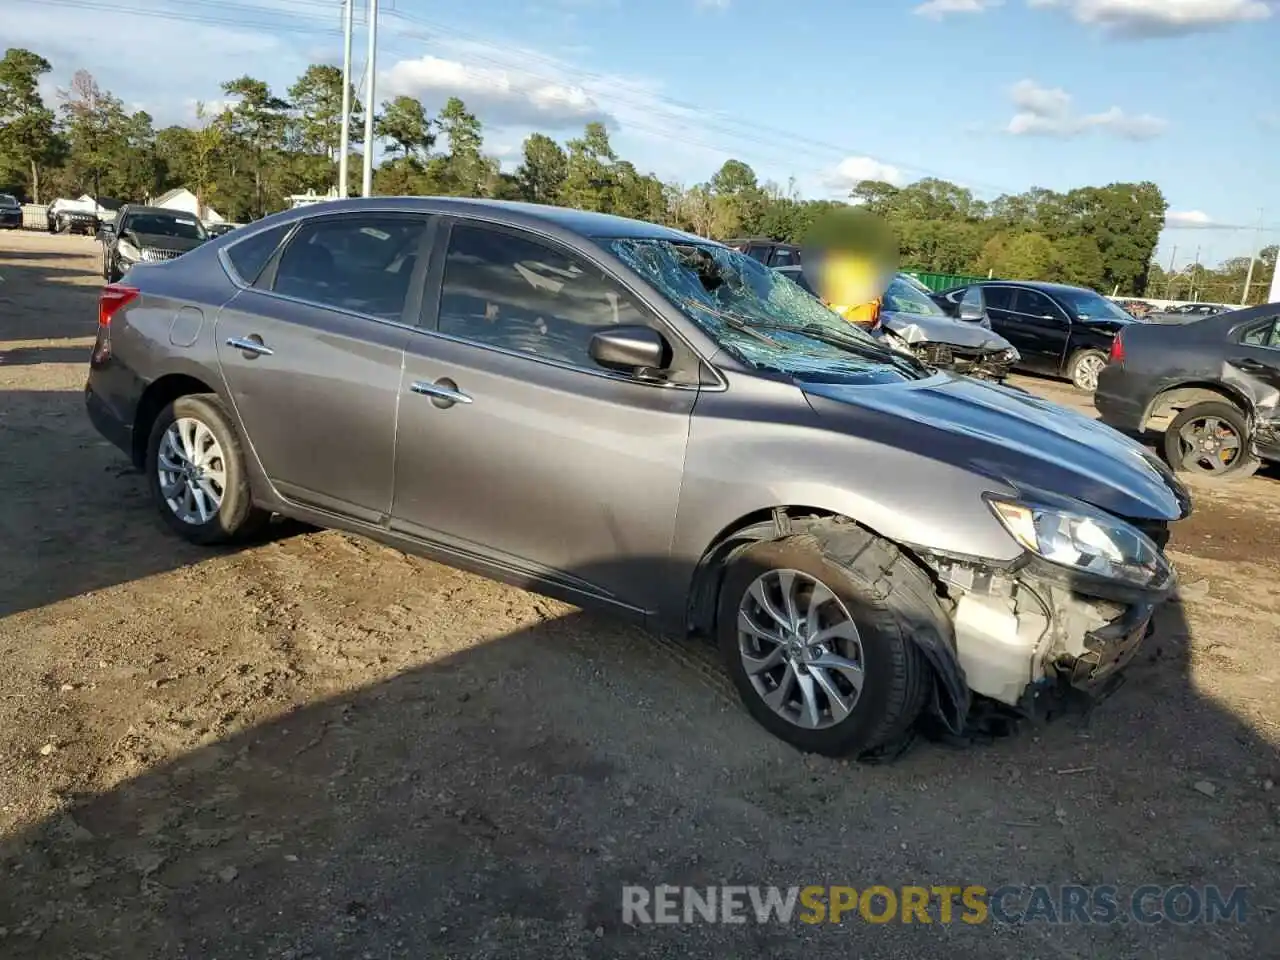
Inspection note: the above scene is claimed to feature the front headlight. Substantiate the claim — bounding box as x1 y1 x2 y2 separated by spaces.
987 496 1171 589
117 240 140 262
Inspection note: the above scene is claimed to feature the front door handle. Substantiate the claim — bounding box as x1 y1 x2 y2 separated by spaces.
226 336 273 357
410 378 472 408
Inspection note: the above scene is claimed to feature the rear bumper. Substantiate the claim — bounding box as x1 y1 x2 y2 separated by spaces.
1094 365 1146 433
85 381 134 461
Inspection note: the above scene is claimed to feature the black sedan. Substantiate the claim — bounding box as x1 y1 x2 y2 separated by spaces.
0 193 22 229
1096 304 1280 480
933 280 1140 391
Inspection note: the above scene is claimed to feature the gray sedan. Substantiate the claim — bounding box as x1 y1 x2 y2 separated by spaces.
85 197 1189 758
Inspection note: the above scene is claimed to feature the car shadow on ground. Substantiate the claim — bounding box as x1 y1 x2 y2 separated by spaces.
0 390 283 619
0 530 1276 954
0 594 1275 958
0 261 102 343
0 345 95 366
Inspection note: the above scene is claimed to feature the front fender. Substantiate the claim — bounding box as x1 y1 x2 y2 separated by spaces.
673 375 1022 576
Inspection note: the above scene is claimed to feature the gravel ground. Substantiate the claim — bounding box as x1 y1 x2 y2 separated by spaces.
1 230 1278 959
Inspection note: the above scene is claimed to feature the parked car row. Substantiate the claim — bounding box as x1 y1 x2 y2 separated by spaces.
85 197 1190 759
775 266 1020 382
931 280 1138 392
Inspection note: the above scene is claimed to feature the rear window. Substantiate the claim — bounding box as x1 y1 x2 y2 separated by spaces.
225 223 292 285
0 194 18 207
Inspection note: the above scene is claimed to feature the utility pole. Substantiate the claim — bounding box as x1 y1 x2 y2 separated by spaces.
1241 209 1264 306
337 0 354 198
1164 244 1177 299
1191 245 1201 301
361 0 379 197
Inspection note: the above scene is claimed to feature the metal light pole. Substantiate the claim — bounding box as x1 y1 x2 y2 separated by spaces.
361 0 379 197
337 0 354 198
1241 209 1264 306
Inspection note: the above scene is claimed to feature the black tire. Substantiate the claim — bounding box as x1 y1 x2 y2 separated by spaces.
1067 348 1108 392
716 525 938 757
144 393 269 545
1163 401 1260 481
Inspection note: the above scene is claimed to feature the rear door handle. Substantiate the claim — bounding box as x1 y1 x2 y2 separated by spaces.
226 336 273 357
411 378 472 407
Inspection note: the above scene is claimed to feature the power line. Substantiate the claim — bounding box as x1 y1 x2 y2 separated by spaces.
18 0 1275 229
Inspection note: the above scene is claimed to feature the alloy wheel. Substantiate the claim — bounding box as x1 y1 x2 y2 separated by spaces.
157 417 227 524
737 569 866 730
1175 415 1243 475
1073 354 1106 391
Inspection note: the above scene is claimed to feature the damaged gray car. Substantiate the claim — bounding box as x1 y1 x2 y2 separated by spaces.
85 198 1191 759
776 266 1019 382
1096 303 1280 480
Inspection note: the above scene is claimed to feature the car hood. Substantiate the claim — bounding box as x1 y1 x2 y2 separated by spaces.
802 373 1190 522
124 231 206 252
880 310 1013 351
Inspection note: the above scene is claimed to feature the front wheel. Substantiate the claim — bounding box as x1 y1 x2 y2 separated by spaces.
716 528 937 757
1067 348 1108 392
145 394 269 545
1163 401 1260 481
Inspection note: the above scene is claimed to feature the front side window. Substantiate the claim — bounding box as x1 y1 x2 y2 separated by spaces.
982 287 1016 311
271 215 426 320
436 223 656 368
610 238 923 384
1013 289 1060 318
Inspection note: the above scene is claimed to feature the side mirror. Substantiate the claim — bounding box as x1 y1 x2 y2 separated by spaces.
958 301 984 322
589 325 671 376
98 223 115 241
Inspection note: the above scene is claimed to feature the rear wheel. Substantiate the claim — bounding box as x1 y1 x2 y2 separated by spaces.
1163 401 1260 481
717 527 937 757
1067 348 1108 392
145 394 269 544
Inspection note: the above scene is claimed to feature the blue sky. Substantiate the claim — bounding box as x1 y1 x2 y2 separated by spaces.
10 0 1279 267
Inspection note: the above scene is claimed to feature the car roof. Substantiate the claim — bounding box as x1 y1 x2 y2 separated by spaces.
973 279 1103 297
260 196 705 243
121 205 200 217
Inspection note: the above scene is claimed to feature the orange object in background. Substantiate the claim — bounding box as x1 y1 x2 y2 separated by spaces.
829 298 882 329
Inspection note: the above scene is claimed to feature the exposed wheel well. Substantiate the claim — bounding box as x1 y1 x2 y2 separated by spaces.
1142 382 1250 433
131 373 216 468
684 506 943 636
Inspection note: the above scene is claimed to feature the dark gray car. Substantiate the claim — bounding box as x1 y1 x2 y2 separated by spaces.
84 197 1190 758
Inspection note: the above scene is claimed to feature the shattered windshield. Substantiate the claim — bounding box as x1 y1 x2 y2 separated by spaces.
882 275 948 318
609 238 921 383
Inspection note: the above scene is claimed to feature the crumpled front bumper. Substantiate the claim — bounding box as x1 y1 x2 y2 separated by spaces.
920 549 1176 729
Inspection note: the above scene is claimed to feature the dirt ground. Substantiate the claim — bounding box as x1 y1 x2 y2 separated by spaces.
1 230 1278 959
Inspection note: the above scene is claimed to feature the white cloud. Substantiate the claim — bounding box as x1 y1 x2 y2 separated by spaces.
824 156 906 192
915 0 1004 19
381 55 614 130
1004 79 1168 139
1166 210 1214 227
1027 0 1272 37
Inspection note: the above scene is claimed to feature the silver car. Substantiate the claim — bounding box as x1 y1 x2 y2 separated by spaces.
85 197 1190 758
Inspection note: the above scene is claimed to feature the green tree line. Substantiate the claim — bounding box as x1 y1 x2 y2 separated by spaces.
2 45 1272 300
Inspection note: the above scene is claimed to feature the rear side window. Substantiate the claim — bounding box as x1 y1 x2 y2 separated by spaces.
270 216 428 320
226 223 292 285
1241 317 1280 349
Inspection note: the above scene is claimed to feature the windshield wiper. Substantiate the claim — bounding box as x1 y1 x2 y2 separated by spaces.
675 297 785 347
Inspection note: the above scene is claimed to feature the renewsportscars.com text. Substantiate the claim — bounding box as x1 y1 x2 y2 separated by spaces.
621 884 1250 926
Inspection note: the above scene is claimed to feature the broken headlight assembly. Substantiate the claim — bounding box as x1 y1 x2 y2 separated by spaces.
986 495 1173 591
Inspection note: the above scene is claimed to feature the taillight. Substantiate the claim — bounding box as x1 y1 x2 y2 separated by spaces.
93 284 138 364
98 283 139 327
1109 333 1125 363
